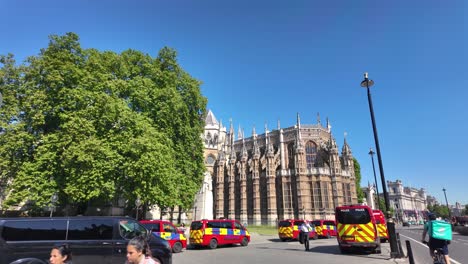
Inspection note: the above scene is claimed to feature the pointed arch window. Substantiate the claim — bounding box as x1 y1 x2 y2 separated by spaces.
287 143 295 169
305 141 317 169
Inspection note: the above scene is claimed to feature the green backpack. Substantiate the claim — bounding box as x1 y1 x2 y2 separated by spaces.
428 220 452 241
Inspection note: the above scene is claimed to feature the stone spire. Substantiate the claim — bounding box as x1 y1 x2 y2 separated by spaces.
342 132 352 156
205 109 219 126
326 117 331 132
296 113 303 150
317 112 321 126
237 124 243 140
253 126 260 158
241 129 248 159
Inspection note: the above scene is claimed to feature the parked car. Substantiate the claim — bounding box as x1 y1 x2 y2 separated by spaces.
0 216 172 264
402 221 410 227
140 220 187 253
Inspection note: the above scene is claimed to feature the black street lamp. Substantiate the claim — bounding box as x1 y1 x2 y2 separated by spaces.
49 193 58 217
368 148 381 210
360 73 401 258
135 197 141 220
442 188 451 221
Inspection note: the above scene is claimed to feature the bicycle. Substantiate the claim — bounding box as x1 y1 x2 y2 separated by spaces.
422 240 446 264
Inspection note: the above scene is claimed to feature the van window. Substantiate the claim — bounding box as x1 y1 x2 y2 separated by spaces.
141 223 160 232
337 208 371 224
1 220 67 241
311 221 320 226
207 221 222 229
68 219 113 240
278 221 292 227
190 221 203 230
119 220 147 239
324 221 335 226
163 223 176 233
234 222 242 230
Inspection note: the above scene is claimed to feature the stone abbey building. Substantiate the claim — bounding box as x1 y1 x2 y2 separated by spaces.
202 110 358 226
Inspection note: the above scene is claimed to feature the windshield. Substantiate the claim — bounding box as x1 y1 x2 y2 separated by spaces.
119 220 148 239
311 221 320 226
278 221 292 227
336 208 371 224
190 221 203 230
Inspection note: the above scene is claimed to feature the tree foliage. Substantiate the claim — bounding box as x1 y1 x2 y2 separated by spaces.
0 33 207 214
427 204 450 219
353 158 364 203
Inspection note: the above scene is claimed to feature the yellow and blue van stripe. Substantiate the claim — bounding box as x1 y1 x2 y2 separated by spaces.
153 232 187 241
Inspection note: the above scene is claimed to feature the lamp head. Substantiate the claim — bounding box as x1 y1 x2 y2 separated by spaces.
360 72 374 88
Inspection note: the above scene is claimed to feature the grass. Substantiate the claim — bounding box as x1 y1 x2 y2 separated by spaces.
246 225 278 236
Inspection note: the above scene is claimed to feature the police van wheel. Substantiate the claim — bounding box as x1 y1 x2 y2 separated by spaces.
241 237 249 246
280 238 287 242
173 242 183 253
209 239 218 249
326 233 331 239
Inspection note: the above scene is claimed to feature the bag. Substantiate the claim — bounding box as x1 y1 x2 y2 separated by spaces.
428 220 452 241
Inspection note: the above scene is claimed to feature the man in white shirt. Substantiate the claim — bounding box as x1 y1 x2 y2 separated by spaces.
299 221 312 251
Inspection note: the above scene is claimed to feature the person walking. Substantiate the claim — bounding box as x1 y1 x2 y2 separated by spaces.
49 244 72 264
126 236 161 264
299 220 312 251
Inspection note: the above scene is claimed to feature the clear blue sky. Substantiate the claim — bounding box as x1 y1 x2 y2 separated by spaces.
1 0 466 205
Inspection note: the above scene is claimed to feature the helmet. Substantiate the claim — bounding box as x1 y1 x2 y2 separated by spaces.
427 213 436 221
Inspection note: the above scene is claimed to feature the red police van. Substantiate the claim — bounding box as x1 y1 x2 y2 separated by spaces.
278 219 318 241
335 205 381 254
140 220 187 253
311 219 337 238
189 219 250 249
372 210 389 242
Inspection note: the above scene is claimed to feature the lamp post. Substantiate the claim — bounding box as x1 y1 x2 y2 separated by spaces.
360 73 400 258
442 188 451 221
368 148 381 209
49 193 58 217
135 197 141 220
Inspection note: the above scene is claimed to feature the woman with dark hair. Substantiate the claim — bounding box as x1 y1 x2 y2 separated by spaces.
49 244 72 264
126 236 160 264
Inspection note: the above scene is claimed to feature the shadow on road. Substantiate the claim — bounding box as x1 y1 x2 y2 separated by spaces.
309 245 392 260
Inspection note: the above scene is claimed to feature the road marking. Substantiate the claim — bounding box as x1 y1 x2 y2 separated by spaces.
399 234 462 264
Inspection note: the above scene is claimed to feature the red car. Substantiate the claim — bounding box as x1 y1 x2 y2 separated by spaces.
140 220 187 253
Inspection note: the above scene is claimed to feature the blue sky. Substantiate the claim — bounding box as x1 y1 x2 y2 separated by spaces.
1 0 467 205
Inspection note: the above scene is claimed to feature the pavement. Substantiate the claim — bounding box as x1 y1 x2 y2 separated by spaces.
249 232 410 263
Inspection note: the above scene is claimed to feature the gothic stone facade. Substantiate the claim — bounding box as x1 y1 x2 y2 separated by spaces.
203 111 357 226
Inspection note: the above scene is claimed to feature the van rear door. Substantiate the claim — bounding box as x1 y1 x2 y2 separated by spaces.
336 208 376 243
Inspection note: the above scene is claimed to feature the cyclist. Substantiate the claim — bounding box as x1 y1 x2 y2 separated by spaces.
422 213 451 264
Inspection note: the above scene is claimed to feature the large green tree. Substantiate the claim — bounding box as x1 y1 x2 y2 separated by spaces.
0 33 207 214
353 158 364 203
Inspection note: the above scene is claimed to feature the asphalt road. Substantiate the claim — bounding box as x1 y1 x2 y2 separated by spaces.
173 234 408 264
397 226 467 264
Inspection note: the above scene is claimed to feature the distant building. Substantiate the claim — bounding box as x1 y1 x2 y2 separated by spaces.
387 180 427 223
361 183 380 210
198 110 357 226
